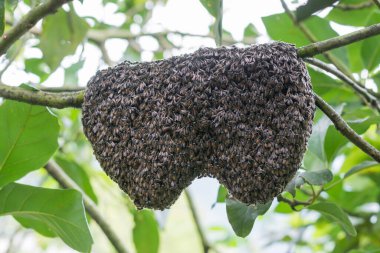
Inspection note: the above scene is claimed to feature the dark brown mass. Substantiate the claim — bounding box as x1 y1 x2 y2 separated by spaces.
82 42 315 210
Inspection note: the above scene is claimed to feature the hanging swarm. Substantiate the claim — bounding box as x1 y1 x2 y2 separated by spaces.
82 42 315 210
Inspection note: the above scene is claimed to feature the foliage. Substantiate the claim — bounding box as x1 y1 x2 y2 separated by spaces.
0 0 380 252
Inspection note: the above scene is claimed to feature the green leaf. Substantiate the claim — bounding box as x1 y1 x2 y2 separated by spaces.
216 185 228 203
0 0 4 35
226 198 272 237
25 58 50 82
308 202 357 236
243 23 259 39
373 71 380 90
39 8 89 71
0 183 93 252
199 0 223 46
327 1 380 27
133 210 159 253
199 0 220 17
0 100 59 187
213 0 223 46
361 14 380 71
54 155 98 203
295 0 338 22
344 161 379 178
64 59 85 86
262 13 348 67
284 172 301 197
300 169 333 185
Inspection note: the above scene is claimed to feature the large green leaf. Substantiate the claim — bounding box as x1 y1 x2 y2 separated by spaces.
226 198 272 237
344 161 379 178
324 112 376 163
0 183 93 252
0 100 59 187
262 13 348 67
133 210 159 253
39 8 89 71
295 0 338 22
300 169 333 185
327 0 380 27
54 155 98 203
361 13 380 72
308 105 342 163
308 202 357 236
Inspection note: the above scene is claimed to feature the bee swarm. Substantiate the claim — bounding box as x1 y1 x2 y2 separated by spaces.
82 42 315 210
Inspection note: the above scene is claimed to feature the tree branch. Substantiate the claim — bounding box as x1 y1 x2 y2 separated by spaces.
314 94 380 163
297 23 380 58
45 161 129 253
0 83 83 108
304 58 380 112
0 0 72 56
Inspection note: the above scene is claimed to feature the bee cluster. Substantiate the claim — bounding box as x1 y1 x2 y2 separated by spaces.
82 42 315 210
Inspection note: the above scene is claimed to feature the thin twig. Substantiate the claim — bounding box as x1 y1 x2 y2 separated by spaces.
37 86 86 92
373 0 380 9
184 189 211 253
334 1 373 10
314 93 380 162
45 161 129 253
304 58 380 112
0 0 72 56
297 23 380 58
281 0 380 104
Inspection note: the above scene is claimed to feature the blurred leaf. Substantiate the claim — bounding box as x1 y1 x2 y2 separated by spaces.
0 183 93 252
39 8 89 71
0 100 59 187
295 0 338 22
361 14 380 72
25 58 50 82
284 172 301 197
325 125 349 162
274 201 293 213
308 202 357 236
216 185 227 202
373 71 380 88
199 0 223 46
347 41 364 73
124 45 141 62
0 0 4 35
327 1 380 26
226 197 272 237
5 0 19 10
308 104 344 163
344 160 379 178
64 59 85 86
262 13 348 67
133 210 159 253
199 0 220 17
243 23 259 38
300 169 333 185
54 155 98 203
